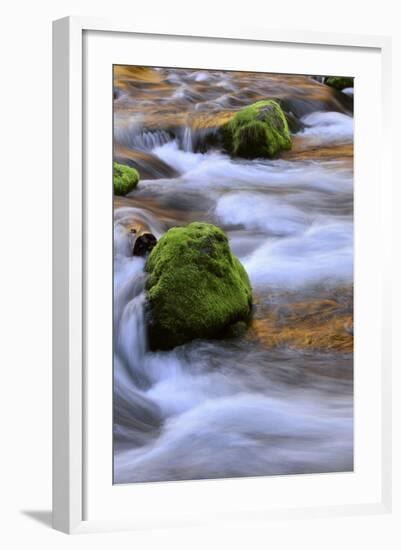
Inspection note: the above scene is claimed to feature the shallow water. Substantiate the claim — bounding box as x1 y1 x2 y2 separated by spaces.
113 67 354 483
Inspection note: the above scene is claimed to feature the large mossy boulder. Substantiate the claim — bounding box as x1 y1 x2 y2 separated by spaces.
145 222 252 350
113 162 139 196
221 100 292 159
325 76 354 91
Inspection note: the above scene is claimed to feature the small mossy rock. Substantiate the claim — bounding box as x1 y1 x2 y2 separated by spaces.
221 100 292 159
325 76 354 91
145 222 252 350
113 162 139 196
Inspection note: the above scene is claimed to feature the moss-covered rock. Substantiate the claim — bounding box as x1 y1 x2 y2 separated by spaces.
113 162 139 196
325 76 354 91
145 222 252 350
221 100 292 159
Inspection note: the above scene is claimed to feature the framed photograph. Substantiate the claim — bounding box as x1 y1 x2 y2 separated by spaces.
52 16 392 534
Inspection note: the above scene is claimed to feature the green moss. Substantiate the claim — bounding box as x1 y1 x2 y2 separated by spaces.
113 162 139 196
145 222 252 350
325 76 354 91
221 100 292 159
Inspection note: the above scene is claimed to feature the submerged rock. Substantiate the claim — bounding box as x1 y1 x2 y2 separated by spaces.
145 222 252 350
221 100 292 159
113 162 139 196
133 233 157 257
325 76 354 91
248 292 353 353
114 144 179 180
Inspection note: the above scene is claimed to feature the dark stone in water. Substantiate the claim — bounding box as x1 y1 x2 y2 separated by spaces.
220 320 249 339
283 111 305 133
332 89 353 114
133 233 157 257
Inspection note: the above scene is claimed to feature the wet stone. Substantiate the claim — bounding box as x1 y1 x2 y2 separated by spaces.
133 233 157 257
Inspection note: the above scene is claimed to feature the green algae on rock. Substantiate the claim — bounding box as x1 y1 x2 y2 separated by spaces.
221 100 292 159
113 162 140 196
145 222 252 350
325 76 354 91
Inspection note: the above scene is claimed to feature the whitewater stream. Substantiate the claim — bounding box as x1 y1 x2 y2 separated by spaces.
113 68 353 483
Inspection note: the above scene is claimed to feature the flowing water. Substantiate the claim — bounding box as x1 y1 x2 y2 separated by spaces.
113 67 353 483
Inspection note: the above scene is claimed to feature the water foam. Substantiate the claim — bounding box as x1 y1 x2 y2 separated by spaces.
300 111 354 146
215 192 309 235
115 392 352 482
243 221 353 288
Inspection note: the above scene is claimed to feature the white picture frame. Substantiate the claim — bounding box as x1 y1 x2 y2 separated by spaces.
52 16 393 534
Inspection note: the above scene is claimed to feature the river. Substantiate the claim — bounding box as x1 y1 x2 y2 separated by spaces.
113 67 353 483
